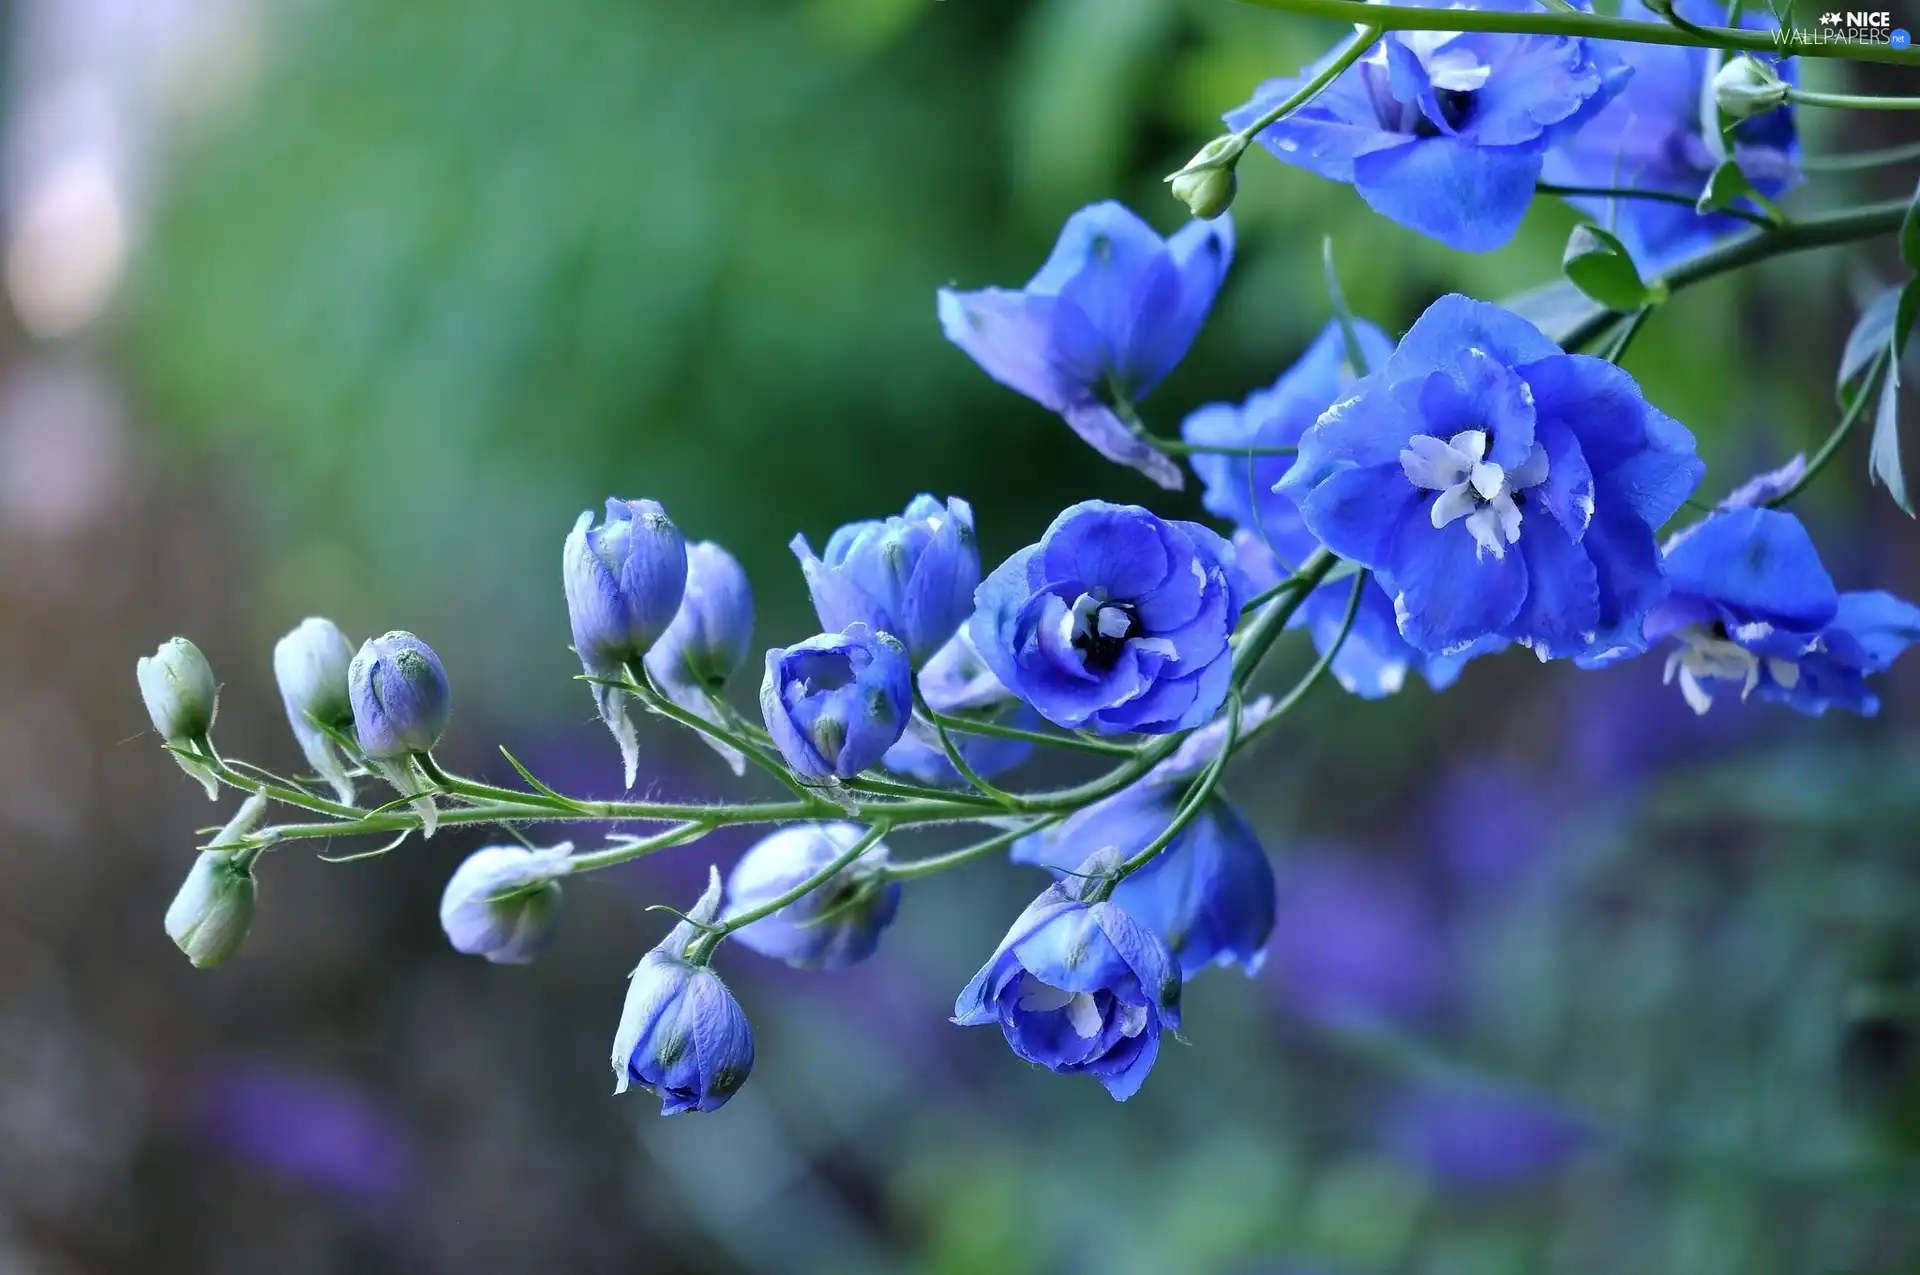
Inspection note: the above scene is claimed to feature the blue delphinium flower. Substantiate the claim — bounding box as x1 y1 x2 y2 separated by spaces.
438 844 572 965
972 501 1247 735
564 498 689 788
724 824 900 969
938 202 1233 490
611 867 755 1114
348 631 451 759
954 851 1182 1101
761 623 913 783
790 495 979 665
1278 295 1704 659
1227 9 1629 252
644 540 756 777
273 618 358 804
883 629 1037 785
1642 506 1920 715
1542 0 1799 273
1013 782 1274 978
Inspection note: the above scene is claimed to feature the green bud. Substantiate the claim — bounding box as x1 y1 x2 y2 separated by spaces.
1712 57 1789 121
137 637 217 743
164 793 267 968
1165 134 1247 221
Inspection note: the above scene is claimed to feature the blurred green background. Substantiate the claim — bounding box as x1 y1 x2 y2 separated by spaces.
4 0 1919 1271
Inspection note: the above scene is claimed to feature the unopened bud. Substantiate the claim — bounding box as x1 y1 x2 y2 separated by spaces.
1713 57 1789 120
164 793 267 968
138 637 217 743
1165 135 1248 221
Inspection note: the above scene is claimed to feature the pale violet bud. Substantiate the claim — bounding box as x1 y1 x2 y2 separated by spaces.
642 541 756 778
725 824 899 969
438 844 572 965
164 792 267 968
1165 134 1246 221
1713 57 1789 120
564 498 689 789
138 636 220 798
611 867 755 1114
273 617 357 804
348 631 450 759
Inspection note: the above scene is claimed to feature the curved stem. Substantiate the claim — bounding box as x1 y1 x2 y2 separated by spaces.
1764 349 1890 508
1537 181 1773 229
1237 0 1920 66
926 710 1136 758
1239 568 1368 748
1232 547 1339 691
1235 24 1385 139
1790 87 1920 111
1107 693 1241 888
623 664 813 801
1803 137 1920 171
913 688 1021 808
567 820 714 873
687 821 892 962
886 817 1059 881
1602 306 1654 365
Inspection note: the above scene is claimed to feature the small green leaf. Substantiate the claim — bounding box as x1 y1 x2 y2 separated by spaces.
1321 236 1372 376
1868 277 1920 516
1696 159 1756 215
1563 224 1666 312
1839 286 1900 398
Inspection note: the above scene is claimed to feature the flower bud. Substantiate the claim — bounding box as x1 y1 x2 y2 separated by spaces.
273 617 357 803
611 867 755 1114
438 844 572 965
348 631 450 759
760 624 912 783
1713 57 1789 120
164 792 267 968
725 824 899 969
138 637 218 743
1165 134 1245 221
644 541 754 692
790 495 977 664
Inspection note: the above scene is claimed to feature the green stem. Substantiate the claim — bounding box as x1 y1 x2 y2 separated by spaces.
913 688 1021 808
1602 306 1654 365
1536 181 1773 229
1232 547 1339 692
1235 25 1384 140
1108 692 1242 887
623 664 813 801
1763 348 1890 508
1803 137 1920 171
687 821 892 962
926 710 1136 758
567 820 714 873
1239 568 1367 748
191 741 366 820
1790 87 1920 111
1237 0 1920 66
886 817 1059 881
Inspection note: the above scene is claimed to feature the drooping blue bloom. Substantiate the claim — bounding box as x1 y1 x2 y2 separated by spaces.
1013 782 1275 978
644 541 756 776
972 501 1247 735
437 844 572 965
724 823 900 969
1640 506 1919 715
348 631 451 758
954 853 1182 1101
938 202 1233 490
1278 295 1704 660
1227 10 1629 252
273 617 358 804
791 495 979 664
1542 0 1799 273
564 498 689 788
760 623 913 783
883 628 1037 785
611 867 755 1114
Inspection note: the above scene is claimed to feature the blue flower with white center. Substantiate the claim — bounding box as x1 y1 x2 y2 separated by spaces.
1542 0 1799 273
1012 782 1274 979
1227 6 1629 252
438 844 572 966
882 629 1037 785
760 623 913 783
1278 295 1704 659
971 501 1247 735
611 867 755 1115
953 851 1182 1101
790 495 978 665
938 202 1233 490
724 824 899 970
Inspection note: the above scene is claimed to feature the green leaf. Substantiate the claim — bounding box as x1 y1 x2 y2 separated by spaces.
1563 224 1666 312
1321 236 1372 377
1869 277 1920 516
1900 176 1920 272
1839 286 1900 398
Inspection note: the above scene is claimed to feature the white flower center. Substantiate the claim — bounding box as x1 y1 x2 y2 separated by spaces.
1662 623 1801 714
1400 428 1550 561
1013 975 1151 1040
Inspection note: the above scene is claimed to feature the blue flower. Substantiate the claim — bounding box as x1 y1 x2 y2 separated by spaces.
1278 295 1704 660
1228 10 1629 252
724 824 900 969
1643 507 1919 715
643 541 756 777
348 631 451 758
938 202 1233 490
972 501 1247 735
791 495 979 664
1013 782 1274 978
564 498 689 788
760 623 913 783
273 618 358 804
883 629 1037 785
611 868 755 1114
953 855 1182 1101
1542 0 1799 273
437 844 571 966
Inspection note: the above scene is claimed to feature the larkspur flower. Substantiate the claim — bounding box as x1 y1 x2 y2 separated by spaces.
938 201 1233 489
643 541 755 777
1765 592 1920 716
564 498 689 788
724 824 900 969
972 501 1246 735
348 631 452 834
438 844 572 965
954 851 1182 1101
760 624 913 783
273 618 358 804
1227 7 1629 252
790 495 978 664
1013 782 1275 978
138 635 221 798
883 628 1037 785
611 868 755 1114
1278 295 1704 659
1542 0 1799 272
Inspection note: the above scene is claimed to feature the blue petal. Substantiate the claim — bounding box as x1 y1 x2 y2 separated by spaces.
1662 508 1838 632
1227 61 1412 182
1352 138 1541 252
1389 295 1562 384
1062 401 1185 491
1039 501 1175 599
1534 418 1595 539
1578 502 1669 655
1297 464 1422 571
1123 215 1234 396
1825 590 1920 672
1512 520 1601 658
1386 517 1530 653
